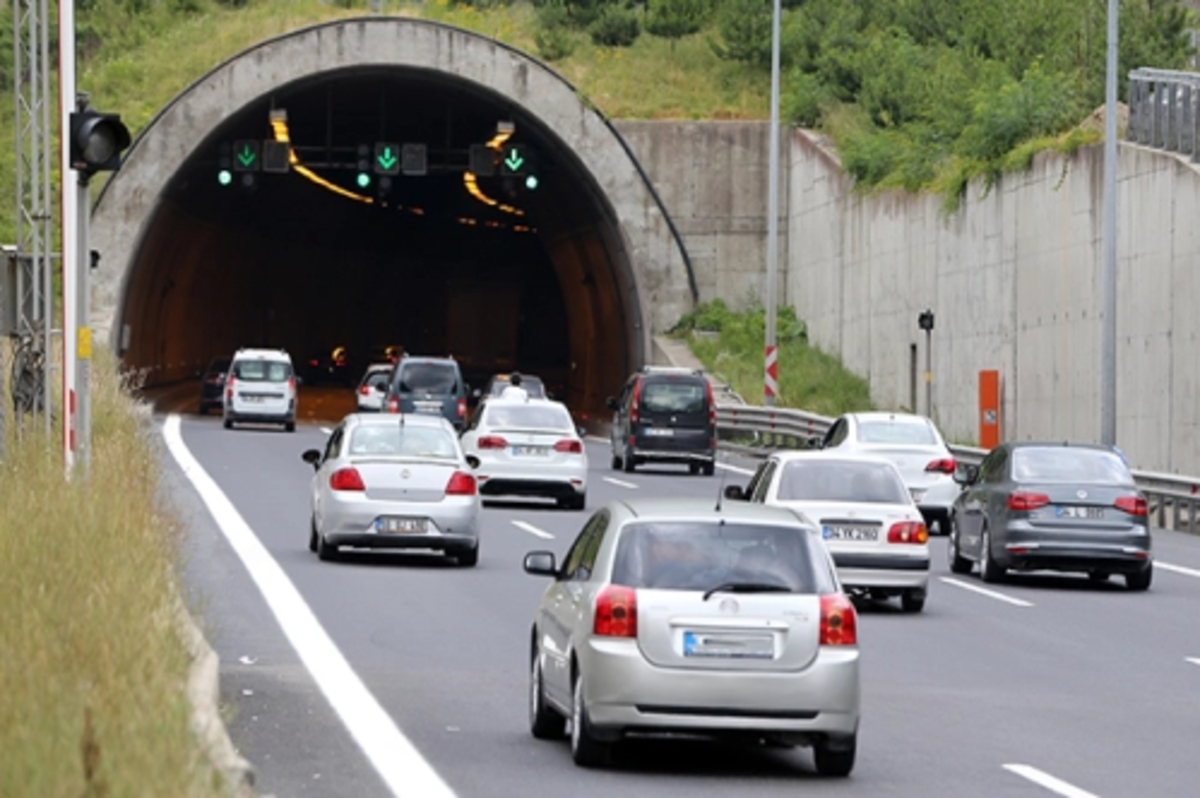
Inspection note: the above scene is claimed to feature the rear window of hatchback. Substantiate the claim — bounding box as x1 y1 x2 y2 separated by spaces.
233 359 291 382
640 378 707 414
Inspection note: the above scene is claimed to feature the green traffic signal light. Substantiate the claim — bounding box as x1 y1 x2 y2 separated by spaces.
357 173 371 189
525 175 539 190
218 169 232 186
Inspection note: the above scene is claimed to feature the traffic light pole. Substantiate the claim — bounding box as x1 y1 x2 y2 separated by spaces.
60 1 79 473
75 172 91 470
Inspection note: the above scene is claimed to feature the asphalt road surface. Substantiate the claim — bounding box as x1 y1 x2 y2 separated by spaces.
158 409 1200 798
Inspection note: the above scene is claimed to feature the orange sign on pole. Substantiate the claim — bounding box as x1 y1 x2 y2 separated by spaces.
979 370 1000 450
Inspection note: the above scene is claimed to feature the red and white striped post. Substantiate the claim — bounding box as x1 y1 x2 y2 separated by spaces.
764 344 779 404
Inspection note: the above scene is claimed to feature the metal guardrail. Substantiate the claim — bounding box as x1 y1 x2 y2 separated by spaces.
1127 68 1200 162
714 403 1200 534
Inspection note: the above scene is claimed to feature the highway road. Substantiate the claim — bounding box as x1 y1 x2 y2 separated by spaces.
157 406 1200 798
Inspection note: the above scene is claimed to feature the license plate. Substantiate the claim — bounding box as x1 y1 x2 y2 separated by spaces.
511 445 549 456
644 428 674 437
413 404 442 415
683 631 774 659
376 517 428 534
241 394 263 403
1056 505 1105 520
823 525 879 541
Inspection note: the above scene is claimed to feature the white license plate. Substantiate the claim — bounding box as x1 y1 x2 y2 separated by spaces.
414 405 442 415
823 525 879 541
241 394 263 403
377 517 428 534
1056 505 1105 520
644 428 674 437
511 445 549 456
683 631 774 659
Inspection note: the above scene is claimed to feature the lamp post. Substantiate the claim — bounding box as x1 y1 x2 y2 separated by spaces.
918 309 935 418
763 0 782 406
1099 0 1119 446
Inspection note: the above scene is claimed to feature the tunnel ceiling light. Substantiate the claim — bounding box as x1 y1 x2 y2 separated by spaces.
463 171 525 217
487 121 515 151
270 111 373 205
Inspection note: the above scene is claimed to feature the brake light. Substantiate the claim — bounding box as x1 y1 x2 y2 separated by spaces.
925 458 956 474
593 585 637 638
457 398 467 419
630 378 642 424
554 439 583 454
706 380 716 427
1007 491 1050 511
1115 495 1148 516
887 521 929 544
819 594 857 646
288 377 296 392
387 396 399 413
445 471 477 496
329 467 365 492
225 376 235 401
478 435 508 449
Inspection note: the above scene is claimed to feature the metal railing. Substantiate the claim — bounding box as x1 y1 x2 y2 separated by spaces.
714 402 1200 534
1127 68 1200 162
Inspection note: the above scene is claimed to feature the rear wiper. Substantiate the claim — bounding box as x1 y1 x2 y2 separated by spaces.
702 582 793 601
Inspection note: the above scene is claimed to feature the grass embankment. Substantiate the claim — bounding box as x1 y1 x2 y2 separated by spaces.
672 299 873 418
0 349 223 796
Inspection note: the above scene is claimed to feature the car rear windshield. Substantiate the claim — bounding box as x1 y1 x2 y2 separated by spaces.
1011 448 1133 485
364 370 391 389
484 403 572 431
856 420 937 445
398 362 458 393
348 425 459 459
640 378 707 414
489 377 546 398
611 522 833 593
233 359 291 382
777 460 911 504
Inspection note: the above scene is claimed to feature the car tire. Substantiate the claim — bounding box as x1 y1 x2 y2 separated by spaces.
622 453 636 474
570 670 610 768
813 733 856 777
689 462 701 475
529 653 566 740
979 528 1005 584
558 492 586 511
900 589 926 613
1125 564 1152 592
285 421 296 433
610 453 622 471
223 418 233 430
316 530 338 562
702 462 715 477
456 545 479 567
948 520 972 574
308 516 319 553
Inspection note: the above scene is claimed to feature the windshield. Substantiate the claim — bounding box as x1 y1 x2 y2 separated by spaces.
398 363 458 393
776 460 911 504
348 424 459 459
641 379 707 414
232 359 291 382
484 403 573 431
856 420 937 445
611 522 831 593
489 378 546 398
1011 448 1133 485
364 370 391 390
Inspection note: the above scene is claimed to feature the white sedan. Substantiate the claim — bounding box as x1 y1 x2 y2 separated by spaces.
460 398 588 510
732 450 930 612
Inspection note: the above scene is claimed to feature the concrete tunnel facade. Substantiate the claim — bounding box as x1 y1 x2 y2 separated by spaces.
90 17 697 416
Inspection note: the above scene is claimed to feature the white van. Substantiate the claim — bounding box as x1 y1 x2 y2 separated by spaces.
223 348 298 432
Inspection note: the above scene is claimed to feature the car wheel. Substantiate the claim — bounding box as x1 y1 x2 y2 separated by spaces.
610 453 621 471
456 545 479 567
285 421 296 433
622 452 636 474
947 520 972 574
308 515 319 553
1125 564 1152 592
529 653 566 740
570 670 610 768
813 733 856 777
316 529 338 562
223 418 233 430
702 462 715 477
557 492 586 511
900 589 926 613
979 528 1005 583
689 462 701 475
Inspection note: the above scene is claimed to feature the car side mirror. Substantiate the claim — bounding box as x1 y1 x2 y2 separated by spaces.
723 485 746 501
807 436 825 450
953 464 979 486
301 449 322 470
523 551 559 577
606 396 619 411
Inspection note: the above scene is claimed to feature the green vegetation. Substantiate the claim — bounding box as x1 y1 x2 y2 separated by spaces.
672 299 874 417
0 349 223 796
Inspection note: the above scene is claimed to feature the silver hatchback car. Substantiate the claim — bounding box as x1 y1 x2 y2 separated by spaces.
302 414 481 565
523 498 861 775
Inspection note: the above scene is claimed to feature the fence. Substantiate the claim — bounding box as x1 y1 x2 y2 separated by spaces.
1127 68 1200 161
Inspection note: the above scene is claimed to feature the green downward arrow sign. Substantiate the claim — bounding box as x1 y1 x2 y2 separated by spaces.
237 145 256 167
378 147 398 170
504 148 525 172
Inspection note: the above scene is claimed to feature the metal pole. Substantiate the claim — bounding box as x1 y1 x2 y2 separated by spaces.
39 0 53 435
925 328 932 419
1100 0 1119 446
763 0 781 407
59 0 78 471
76 175 91 471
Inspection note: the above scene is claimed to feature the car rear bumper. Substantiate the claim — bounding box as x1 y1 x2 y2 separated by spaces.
831 552 930 589
579 638 859 739
478 477 585 498
324 531 478 552
630 448 715 465
999 541 1151 574
225 409 294 424
322 496 480 541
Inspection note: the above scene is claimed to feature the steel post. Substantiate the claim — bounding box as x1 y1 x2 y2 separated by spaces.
1100 0 1119 446
763 0 781 407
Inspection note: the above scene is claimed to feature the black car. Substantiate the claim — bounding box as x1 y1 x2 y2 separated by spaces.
199 356 232 414
607 367 716 476
382 355 470 431
948 442 1152 590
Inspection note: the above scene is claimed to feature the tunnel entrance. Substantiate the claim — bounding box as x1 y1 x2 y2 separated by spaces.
93 18 697 420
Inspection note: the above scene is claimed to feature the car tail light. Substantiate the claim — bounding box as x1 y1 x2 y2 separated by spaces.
925 458 956 474
330 467 365 492
593 585 637 638
628 435 636 450
387 396 399 413
288 377 296 392
1007 491 1050 511
1115 495 1148 516
478 435 508 449
819 594 857 646
359 385 371 396
308 358 319 367
887 521 929 544
553 439 583 454
445 471 477 496
706 380 716 427
457 398 467 419
630 378 642 424
225 376 235 401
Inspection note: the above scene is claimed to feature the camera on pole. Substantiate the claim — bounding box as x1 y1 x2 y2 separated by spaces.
69 102 131 182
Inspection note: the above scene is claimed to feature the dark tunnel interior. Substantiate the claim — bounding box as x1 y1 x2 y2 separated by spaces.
119 67 643 418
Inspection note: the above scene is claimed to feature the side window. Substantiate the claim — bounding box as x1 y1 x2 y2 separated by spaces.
743 461 770 501
620 378 636 411
749 461 778 503
978 447 1008 483
323 427 344 463
562 510 610 581
823 419 846 448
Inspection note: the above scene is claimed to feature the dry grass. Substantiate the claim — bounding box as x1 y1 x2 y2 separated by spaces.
0 348 223 797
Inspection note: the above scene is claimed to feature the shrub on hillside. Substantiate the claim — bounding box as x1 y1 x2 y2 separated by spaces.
588 4 641 47
535 1 579 60
645 0 711 46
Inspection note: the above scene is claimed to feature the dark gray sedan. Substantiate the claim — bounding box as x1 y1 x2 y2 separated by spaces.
948 442 1152 590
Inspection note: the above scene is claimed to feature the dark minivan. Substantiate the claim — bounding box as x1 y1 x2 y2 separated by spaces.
608 367 716 475
383 356 469 431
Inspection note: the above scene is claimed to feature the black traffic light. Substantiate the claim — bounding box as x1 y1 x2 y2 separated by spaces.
401 143 427 176
356 144 372 189
469 143 496 177
217 142 233 186
262 140 290 173
69 108 131 180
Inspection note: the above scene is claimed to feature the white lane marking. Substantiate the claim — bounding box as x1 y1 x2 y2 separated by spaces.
320 426 333 435
602 476 638 489
163 415 455 798
1158 561 1200 579
1003 764 1099 798
715 462 755 476
939 577 1034 608
512 520 554 540
1186 657 1200 667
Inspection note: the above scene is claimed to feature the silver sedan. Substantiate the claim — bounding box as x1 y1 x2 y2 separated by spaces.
302 413 481 566
523 498 861 775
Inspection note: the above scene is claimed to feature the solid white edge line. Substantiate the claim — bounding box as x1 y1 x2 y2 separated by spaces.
939 577 1034 608
1158 561 1200 579
320 426 333 435
602 476 639 489
512 520 554 540
1003 764 1100 798
715 462 755 476
1186 657 1200 667
162 415 455 798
